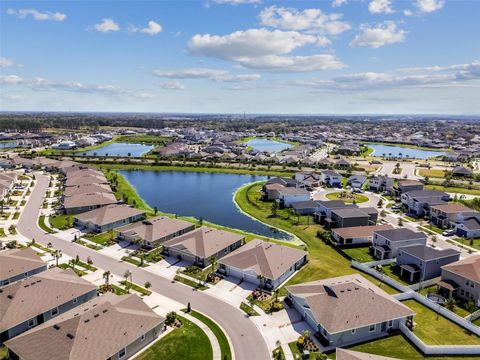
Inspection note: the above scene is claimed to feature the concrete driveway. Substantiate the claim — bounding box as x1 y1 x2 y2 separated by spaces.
17 173 270 360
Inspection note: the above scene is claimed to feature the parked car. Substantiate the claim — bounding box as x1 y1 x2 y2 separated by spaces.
442 229 455 236
391 204 401 210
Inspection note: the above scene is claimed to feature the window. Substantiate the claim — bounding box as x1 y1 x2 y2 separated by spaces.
51 307 59 316
28 318 36 328
141 334 146 342
351 328 356 334
24 272 29 277
369 324 376 332
73 297 78 304
118 348 126 359
388 320 393 328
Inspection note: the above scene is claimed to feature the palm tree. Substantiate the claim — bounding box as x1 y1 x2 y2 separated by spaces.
103 270 111 290
257 274 266 289
270 201 279 217
209 255 217 275
123 270 132 293
53 249 62 266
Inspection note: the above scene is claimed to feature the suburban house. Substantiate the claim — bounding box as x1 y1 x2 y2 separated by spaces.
0 172 17 200
331 224 393 246
162 227 244 267
291 200 324 215
372 228 428 260
347 175 367 189
368 175 394 193
430 203 477 229
400 189 449 217
5 293 165 360
74 204 146 233
0 248 47 287
295 171 320 188
286 274 414 348
218 239 307 290
63 192 118 214
313 200 355 224
63 183 113 197
395 180 424 195
65 173 109 187
454 215 480 239
336 348 399 360
396 245 460 282
0 268 97 344
274 187 310 208
262 183 287 201
327 207 378 229
452 166 472 177
320 170 342 188
117 216 196 248
439 255 480 306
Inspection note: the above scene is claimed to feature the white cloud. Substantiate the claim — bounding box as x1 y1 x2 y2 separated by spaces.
93 18 120 33
331 0 347 8
6 8 66 21
349 21 406 48
259 6 350 35
0 75 24 84
130 21 162 35
403 9 413 16
152 68 261 82
211 0 261 4
291 60 480 91
0 57 23 68
237 54 345 72
161 81 186 90
368 0 394 14
414 0 445 13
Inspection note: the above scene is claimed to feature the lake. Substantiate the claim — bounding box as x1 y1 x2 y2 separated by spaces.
366 143 445 159
0 141 18 148
245 138 292 153
119 170 292 240
81 143 154 157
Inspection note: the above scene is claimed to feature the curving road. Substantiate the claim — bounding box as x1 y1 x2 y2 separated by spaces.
17 173 270 360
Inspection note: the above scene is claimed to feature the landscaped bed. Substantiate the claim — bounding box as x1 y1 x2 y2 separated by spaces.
121 255 148 267
119 280 151 296
84 230 117 246
173 275 208 290
325 191 369 204
240 302 259 316
38 215 56 233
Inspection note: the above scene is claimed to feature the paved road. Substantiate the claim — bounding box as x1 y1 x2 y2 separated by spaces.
17 173 270 360
377 161 420 180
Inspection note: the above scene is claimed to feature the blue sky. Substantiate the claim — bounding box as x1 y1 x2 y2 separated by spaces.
1 0 479 114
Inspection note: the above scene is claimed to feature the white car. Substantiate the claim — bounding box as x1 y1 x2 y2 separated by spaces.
442 229 455 236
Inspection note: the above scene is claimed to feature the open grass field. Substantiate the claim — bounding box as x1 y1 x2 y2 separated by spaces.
418 169 447 178
402 300 480 345
341 246 375 263
49 214 74 230
235 182 398 296
135 316 213 360
425 184 480 196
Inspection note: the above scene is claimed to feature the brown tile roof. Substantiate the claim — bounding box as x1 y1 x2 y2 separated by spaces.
442 255 480 283
0 248 46 282
336 349 400 360
5 293 164 360
219 239 307 280
63 192 117 210
430 203 475 213
117 216 195 242
333 225 393 239
0 268 97 333
74 204 145 226
64 183 112 197
65 174 108 187
287 274 414 334
163 226 244 259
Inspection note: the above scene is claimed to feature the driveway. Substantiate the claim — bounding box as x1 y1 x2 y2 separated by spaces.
17 173 270 360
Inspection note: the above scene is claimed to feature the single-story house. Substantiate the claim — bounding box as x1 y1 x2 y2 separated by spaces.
273 187 310 208
74 204 146 233
401 190 449 217
396 180 424 195
63 183 112 197
291 200 324 215
162 227 244 267
63 192 118 215
372 228 428 260
454 216 480 239
5 293 165 360
286 274 414 348
117 216 196 248
0 248 47 287
452 166 472 177
262 183 286 201
331 224 393 246
65 174 108 187
0 268 97 344
396 245 460 282
320 170 342 187
218 239 307 290
327 207 378 229
439 255 480 306
430 203 477 229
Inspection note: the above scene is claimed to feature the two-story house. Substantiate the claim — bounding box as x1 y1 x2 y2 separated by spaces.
439 255 480 306
400 190 449 217
320 170 342 188
372 228 427 260
430 203 477 229
368 175 394 193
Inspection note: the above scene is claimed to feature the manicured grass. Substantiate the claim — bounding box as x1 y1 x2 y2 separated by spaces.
84 230 117 245
240 302 259 316
135 316 213 360
335 334 479 360
38 215 56 233
182 265 216 281
473 318 480 327
104 170 153 212
272 346 286 360
325 191 369 204
174 275 208 290
58 263 87 277
119 280 152 296
74 259 97 272
381 264 411 286
187 310 232 360
235 183 398 296
0 346 8 360
121 255 148 267
288 342 323 359
110 284 128 295
12 211 20 220
341 246 375 263
425 184 480 196
403 299 479 345
76 239 102 250
418 169 446 178
9 226 17 235
28 242 55 254
144 248 164 263
247 293 284 313
0 228 5 237
49 214 74 230
116 134 172 145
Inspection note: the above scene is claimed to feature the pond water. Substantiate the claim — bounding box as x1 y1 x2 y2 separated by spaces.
245 138 292 153
81 143 154 157
366 143 445 159
0 141 18 148
119 170 292 240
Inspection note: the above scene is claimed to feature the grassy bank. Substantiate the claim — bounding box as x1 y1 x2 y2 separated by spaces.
361 141 450 152
234 182 398 295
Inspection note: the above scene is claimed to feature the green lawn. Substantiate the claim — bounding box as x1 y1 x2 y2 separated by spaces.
240 302 259 316
119 280 152 296
333 334 479 360
58 263 87 277
418 169 446 178
104 170 153 212
403 300 479 345
38 215 56 233
272 346 286 360
288 342 323 359
174 275 208 290
425 184 480 196
0 228 5 237
135 316 213 360
121 256 148 267
182 265 216 281
341 246 375 263
84 230 117 245
381 264 412 286
235 183 398 296
187 310 232 360
325 191 369 204
49 214 74 230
